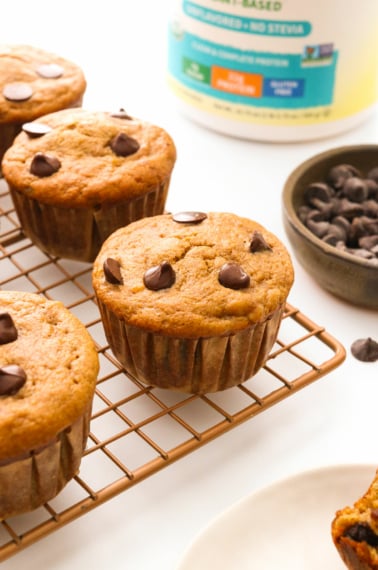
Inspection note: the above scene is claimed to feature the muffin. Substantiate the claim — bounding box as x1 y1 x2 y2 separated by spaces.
0 44 86 167
2 108 177 262
0 290 99 519
92 211 294 393
332 468 378 569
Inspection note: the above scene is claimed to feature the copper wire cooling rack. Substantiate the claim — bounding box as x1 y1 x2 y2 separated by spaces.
0 179 346 561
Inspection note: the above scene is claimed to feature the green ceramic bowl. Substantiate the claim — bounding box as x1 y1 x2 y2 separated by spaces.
282 144 378 309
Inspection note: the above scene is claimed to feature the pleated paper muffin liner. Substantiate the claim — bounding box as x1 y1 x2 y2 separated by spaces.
0 404 92 520
97 299 285 393
9 179 170 262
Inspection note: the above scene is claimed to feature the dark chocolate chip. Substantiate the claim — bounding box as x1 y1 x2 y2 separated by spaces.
249 231 272 253
304 182 334 204
359 235 378 250
306 219 330 238
367 167 378 183
22 122 52 138
363 199 378 217
3 82 33 102
0 365 27 396
351 338 378 362
0 313 18 345
218 262 250 290
36 63 64 79
30 152 61 177
110 133 140 157
103 258 123 285
336 199 364 220
323 224 347 244
143 261 176 291
110 108 132 120
343 523 378 546
327 164 360 189
366 179 378 200
342 177 369 203
172 211 208 224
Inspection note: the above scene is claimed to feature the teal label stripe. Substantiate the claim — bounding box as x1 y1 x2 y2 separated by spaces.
183 1 312 37
168 30 337 109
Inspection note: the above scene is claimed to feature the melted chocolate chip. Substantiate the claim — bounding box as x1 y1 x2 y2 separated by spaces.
22 122 52 138
30 152 61 177
3 82 33 102
250 231 272 253
110 108 132 120
103 258 123 285
144 261 176 291
0 313 18 345
172 211 208 224
0 365 27 396
344 523 378 547
351 337 378 362
110 133 140 157
36 63 64 78
218 263 250 290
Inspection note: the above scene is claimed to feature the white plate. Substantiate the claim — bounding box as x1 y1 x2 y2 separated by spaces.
177 464 376 570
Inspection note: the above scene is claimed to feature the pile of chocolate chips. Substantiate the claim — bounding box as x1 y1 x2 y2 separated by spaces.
297 163 378 264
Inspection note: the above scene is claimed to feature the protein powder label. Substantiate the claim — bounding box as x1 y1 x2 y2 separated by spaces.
168 0 378 130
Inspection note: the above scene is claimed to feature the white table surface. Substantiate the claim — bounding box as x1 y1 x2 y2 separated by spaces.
2 2 377 569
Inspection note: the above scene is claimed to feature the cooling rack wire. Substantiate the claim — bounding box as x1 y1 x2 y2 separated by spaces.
0 179 346 561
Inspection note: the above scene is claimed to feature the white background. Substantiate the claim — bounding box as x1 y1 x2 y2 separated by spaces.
1 2 378 569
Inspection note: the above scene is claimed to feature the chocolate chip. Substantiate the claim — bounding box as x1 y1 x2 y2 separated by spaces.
110 108 132 120
0 365 27 396
359 235 378 250
342 177 369 203
30 152 61 177
306 219 330 239
367 167 378 183
36 63 64 78
297 162 378 264
218 262 250 290
22 122 52 138
143 261 176 291
336 198 364 220
304 182 334 204
110 133 140 157
249 231 272 253
0 313 18 345
172 211 208 224
103 258 123 285
344 523 378 546
327 164 360 189
351 338 378 362
3 82 33 102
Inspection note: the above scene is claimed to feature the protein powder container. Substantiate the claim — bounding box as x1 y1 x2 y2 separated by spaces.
167 1 378 142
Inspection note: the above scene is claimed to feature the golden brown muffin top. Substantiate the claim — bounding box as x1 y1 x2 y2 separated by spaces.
2 108 177 207
92 212 294 337
0 291 99 460
0 44 86 124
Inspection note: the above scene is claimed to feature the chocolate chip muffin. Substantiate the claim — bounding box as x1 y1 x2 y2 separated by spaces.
92 212 294 393
0 291 99 519
0 44 86 168
332 469 378 569
2 108 177 262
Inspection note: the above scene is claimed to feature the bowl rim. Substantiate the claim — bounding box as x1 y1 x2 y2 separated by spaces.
282 144 378 270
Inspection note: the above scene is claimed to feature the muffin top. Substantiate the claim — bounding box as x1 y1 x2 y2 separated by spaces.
0 44 86 124
92 212 294 337
0 291 99 460
2 108 177 207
